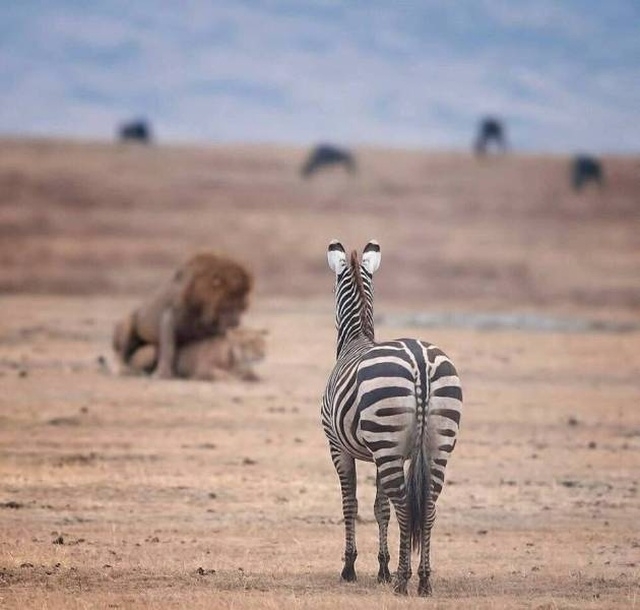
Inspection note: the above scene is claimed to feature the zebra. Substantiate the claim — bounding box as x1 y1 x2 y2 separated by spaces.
321 239 463 596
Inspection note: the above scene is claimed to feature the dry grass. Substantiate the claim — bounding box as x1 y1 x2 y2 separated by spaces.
0 295 639 608
0 139 639 608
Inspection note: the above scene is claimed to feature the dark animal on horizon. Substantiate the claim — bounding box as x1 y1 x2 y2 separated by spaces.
118 120 152 144
322 240 463 596
474 117 507 155
301 144 356 178
572 155 604 191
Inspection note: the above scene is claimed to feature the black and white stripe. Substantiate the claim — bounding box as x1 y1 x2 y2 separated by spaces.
322 239 462 596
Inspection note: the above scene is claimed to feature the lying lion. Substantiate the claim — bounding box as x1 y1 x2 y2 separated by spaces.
123 328 266 381
113 252 253 378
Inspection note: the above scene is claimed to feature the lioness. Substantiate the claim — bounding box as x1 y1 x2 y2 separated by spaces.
122 328 266 382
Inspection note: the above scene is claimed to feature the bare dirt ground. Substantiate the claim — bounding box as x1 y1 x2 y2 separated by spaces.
0 138 639 608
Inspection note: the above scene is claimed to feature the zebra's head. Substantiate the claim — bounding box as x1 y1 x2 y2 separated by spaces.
327 239 381 276
327 240 381 353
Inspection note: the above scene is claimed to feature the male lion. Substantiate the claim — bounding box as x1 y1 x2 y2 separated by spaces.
121 328 267 381
113 252 252 378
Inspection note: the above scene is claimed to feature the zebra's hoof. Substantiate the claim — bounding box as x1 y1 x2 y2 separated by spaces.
377 553 391 583
393 580 408 595
418 578 432 596
377 567 392 583
341 566 357 582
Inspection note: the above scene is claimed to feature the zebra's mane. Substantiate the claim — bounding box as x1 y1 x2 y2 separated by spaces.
349 250 375 342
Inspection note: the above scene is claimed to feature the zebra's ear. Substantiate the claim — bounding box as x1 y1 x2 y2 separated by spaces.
327 240 347 274
362 240 381 274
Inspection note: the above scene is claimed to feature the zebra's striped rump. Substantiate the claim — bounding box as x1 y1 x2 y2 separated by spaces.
356 338 462 551
355 342 421 460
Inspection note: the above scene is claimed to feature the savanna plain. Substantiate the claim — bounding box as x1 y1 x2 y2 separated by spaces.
0 139 639 608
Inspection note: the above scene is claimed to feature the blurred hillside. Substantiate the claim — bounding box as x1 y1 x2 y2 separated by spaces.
0 138 638 316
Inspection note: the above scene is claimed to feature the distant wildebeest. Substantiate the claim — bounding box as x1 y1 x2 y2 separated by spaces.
118 120 152 144
571 155 604 192
301 144 356 178
474 117 507 155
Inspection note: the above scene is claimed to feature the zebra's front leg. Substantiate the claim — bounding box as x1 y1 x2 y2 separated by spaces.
331 448 358 582
374 472 391 583
417 500 436 596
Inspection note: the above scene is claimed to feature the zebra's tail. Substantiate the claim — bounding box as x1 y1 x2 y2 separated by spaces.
406 434 429 552
406 371 430 553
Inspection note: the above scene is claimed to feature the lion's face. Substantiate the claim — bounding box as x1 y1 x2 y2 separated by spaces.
181 253 252 332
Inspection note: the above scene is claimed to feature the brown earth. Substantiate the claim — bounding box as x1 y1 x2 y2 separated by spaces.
0 138 639 608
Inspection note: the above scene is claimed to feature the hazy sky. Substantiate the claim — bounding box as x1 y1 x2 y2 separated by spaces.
1 1 639 152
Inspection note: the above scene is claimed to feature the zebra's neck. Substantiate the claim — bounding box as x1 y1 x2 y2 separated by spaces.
335 262 375 358
337 333 373 360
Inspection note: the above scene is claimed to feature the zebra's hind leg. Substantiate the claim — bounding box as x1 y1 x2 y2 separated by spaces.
377 458 412 595
374 472 391 583
417 500 436 596
331 447 358 582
